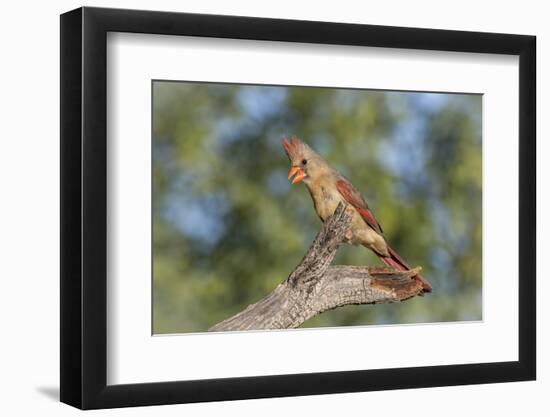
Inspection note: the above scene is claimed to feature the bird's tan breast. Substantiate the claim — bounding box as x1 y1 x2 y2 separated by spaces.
306 178 388 255
311 186 341 221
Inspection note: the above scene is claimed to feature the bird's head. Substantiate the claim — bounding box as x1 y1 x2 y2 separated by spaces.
282 135 327 185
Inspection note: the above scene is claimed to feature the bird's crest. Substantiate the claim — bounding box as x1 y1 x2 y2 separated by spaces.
282 135 310 160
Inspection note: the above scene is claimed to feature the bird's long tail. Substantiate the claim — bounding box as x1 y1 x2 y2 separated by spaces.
378 246 433 293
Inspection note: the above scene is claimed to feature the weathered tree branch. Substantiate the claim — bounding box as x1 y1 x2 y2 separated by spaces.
209 203 425 332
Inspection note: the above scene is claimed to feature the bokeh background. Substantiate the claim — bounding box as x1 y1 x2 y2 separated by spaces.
152 81 482 334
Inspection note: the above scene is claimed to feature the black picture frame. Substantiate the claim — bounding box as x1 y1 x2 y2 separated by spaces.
60 6 536 410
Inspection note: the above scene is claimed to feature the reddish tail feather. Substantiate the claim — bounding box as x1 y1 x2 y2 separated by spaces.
379 246 433 293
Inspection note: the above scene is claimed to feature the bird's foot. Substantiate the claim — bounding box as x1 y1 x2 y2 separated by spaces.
344 229 353 242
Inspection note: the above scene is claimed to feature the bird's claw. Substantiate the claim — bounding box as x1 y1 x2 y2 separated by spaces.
344 229 353 242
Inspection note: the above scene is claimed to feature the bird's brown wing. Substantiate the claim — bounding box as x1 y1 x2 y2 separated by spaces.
336 178 383 235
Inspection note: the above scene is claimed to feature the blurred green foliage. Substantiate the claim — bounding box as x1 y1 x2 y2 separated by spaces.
152 81 482 334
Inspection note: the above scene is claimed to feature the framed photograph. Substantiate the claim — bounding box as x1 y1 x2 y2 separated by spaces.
60 6 536 409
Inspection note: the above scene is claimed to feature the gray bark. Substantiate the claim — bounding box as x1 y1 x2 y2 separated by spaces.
209 203 425 332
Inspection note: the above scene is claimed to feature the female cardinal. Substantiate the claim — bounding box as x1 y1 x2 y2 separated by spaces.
282 135 432 293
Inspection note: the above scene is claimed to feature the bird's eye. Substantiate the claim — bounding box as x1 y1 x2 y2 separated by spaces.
301 159 308 165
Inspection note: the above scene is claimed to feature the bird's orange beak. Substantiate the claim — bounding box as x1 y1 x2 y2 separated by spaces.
288 166 307 184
